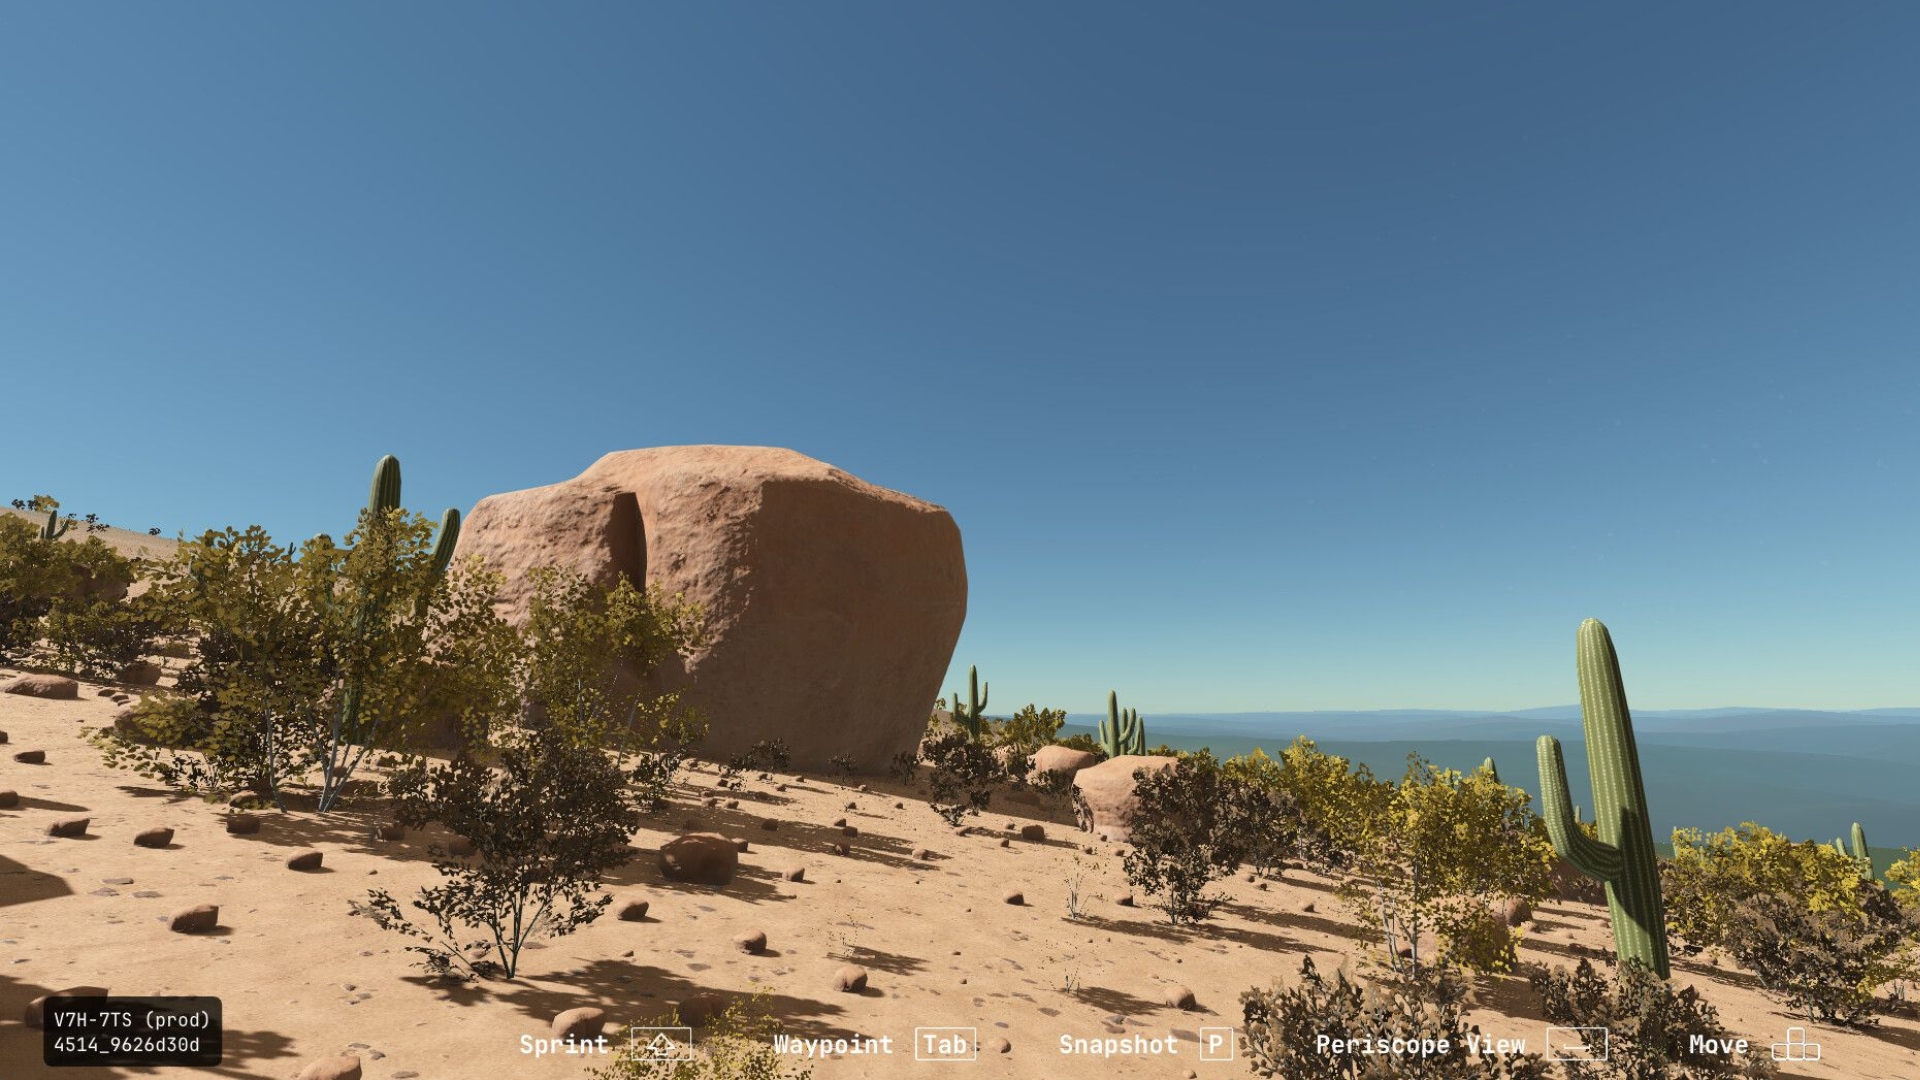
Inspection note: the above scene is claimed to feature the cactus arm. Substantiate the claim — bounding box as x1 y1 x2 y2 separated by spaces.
40 507 72 541
429 507 461 578
1099 690 1123 758
1482 756 1501 785
370 455 402 517
1126 708 1145 753
1538 735 1624 880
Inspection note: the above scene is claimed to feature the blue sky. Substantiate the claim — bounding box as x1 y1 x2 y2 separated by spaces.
5 5 1918 714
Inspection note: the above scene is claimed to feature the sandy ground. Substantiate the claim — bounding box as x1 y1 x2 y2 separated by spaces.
4 674 1920 1080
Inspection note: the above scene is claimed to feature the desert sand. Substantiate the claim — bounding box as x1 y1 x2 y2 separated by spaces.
6 677 1920 1080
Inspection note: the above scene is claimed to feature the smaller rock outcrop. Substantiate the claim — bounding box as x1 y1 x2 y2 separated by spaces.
658 833 738 886
4 674 79 699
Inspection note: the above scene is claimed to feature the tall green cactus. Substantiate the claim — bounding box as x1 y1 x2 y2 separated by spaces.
1098 690 1146 758
38 507 72 541
27 496 73 541
1536 618 1670 979
1481 756 1501 785
950 665 989 742
1846 822 1873 880
317 454 461 813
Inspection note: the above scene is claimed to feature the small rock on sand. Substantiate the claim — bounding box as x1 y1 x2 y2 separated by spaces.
226 814 260 835
1163 984 1197 1010
616 899 650 921
133 826 174 848
169 904 219 933
285 849 324 871
295 1056 362 1080
14 750 46 764
832 965 869 992
552 1007 606 1041
1003 889 1024 905
47 816 89 838
734 930 768 954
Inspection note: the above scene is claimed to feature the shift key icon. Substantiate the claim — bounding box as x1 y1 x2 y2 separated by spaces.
1546 1026 1609 1062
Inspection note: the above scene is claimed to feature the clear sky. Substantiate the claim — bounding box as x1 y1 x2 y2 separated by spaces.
5 5 1917 714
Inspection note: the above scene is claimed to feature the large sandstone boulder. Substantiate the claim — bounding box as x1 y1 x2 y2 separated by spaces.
452 446 966 770
1030 745 1100 781
1071 754 1178 843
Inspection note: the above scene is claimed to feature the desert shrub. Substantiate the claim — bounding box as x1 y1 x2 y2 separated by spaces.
917 729 1001 827
630 745 692 812
1891 848 1920 912
1529 958 1777 1079
513 564 707 755
719 739 791 789
827 753 858 777
1121 751 1247 924
992 703 1066 758
355 726 639 980
1267 736 1386 872
39 593 167 680
1221 767 1306 879
95 521 513 810
354 566 703 980
1720 879 1920 1026
1663 823 1870 953
92 526 335 803
590 992 813 1080
1221 748 1339 875
887 748 921 786
1055 731 1104 757
0 506 143 665
1339 754 1554 977
1242 955 1551 1079
1434 900 1522 974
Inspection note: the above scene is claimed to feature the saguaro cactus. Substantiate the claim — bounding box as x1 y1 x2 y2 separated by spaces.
950 665 989 742
1098 690 1146 758
317 455 463 812
1536 618 1670 979
1481 756 1501 784
365 455 462 569
1846 822 1873 880
27 496 73 541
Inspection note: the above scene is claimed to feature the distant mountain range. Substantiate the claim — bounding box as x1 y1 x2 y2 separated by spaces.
1052 707 1920 849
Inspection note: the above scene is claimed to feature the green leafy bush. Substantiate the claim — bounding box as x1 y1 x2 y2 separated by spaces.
0 506 143 666
1337 754 1554 977
992 703 1066 758
355 725 639 980
1055 731 1104 757
353 566 706 980
95 520 511 810
1663 823 1869 953
1529 958 1777 1079
1242 956 1551 1079
40 593 166 681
